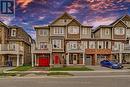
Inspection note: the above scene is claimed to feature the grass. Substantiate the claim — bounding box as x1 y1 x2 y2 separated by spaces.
49 66 94 71
47 72 73 76
9 65 32 71
0 73 17 76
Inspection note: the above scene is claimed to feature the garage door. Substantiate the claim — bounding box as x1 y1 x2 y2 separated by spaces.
38 58 50 67
97 56 106 65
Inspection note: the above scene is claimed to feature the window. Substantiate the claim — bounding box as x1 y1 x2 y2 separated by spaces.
39 29 48 36
68 26 79 34
40 42 47 49
126 29 130 37
11 29 16 37
52 40 62 49
106 42 109 49
82 28 90 35
98 41 103 49
9 42 16 50
70 41 78 49
105 29 109 35
54 27 64 34
82 41 88 49
114 27 125 35
89 41 95 49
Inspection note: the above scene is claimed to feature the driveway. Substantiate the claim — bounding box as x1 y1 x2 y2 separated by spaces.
86 65 111 71
86 65 129 71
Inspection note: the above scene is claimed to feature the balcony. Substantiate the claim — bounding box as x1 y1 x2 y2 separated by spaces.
31 44 52 54
124 44 130 53
85 49 111 55
66 45 84 53
112 44 130 53
0 44 24 54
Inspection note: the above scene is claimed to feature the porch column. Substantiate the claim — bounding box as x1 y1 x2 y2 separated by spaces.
1 55 4 66
66 53 69 66
34 54 37 66
17 54 20 67
83 53 85 65
92 54 97 65
21 55 24 66
50 53 53 67
119 53 122 63
32 53 34 67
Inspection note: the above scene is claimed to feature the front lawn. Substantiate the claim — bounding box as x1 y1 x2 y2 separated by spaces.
9 65 32 71
49 66 94 71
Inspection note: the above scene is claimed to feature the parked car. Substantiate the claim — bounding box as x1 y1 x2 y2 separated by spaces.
100 60 123 69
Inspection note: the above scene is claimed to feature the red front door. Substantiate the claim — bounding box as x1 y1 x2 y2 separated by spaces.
38 58 50 67
54 55 60 64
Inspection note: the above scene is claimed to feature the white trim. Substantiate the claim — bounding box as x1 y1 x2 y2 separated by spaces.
11 29 16 37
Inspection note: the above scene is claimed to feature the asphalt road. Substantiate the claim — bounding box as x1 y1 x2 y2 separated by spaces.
0 75 130 87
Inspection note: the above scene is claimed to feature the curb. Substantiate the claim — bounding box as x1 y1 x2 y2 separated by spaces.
4 69 130 73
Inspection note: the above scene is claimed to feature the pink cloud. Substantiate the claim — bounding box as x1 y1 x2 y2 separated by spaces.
125 0 130 2
66 0 84 14
16 0 33 8
86 0 128 13
83 15 117 27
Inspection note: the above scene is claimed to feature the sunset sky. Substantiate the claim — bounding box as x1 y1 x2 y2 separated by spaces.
0 0 130 39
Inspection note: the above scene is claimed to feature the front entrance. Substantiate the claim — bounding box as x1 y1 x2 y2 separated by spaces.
54 55 60 64
85 55 92 65
73 54 77 64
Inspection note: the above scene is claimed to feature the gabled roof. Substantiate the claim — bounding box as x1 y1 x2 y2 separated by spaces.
67 18 82 26
110 14 130 26
9 25 32 39
0 21 9 28
49 12 73 25
94 14 130 33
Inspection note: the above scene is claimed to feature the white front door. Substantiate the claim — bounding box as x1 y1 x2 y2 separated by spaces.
73 54 77 64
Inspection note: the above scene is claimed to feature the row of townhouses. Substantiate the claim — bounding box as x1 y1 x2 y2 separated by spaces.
0 12 130 67
0 22 32 66
32 12 130 67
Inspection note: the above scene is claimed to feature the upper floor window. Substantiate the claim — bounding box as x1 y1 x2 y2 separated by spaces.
40 42 47 49
89 41 95 49
82 41 88 49
11 29 16 37
53 27 64 34
126 29 130 37
114 27 125 35
39 29 48 36
69 41 77 49
105 29 110 35
98 41 103 49
82 28 90 35
68 26 79 34
52 40 61 49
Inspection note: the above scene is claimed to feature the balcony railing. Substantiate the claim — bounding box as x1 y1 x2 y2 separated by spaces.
0 44 24 54
31 44 52 53
85 49 111 54
124 44 130 50
112 44 130 53
66 45 84 53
